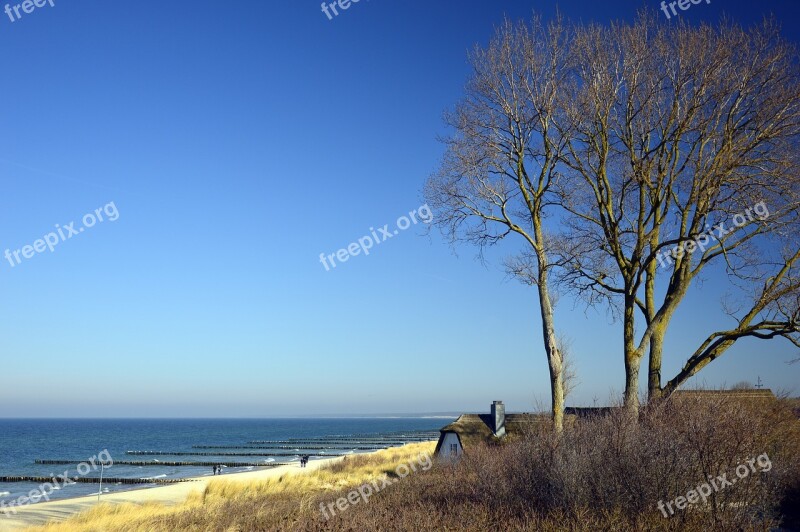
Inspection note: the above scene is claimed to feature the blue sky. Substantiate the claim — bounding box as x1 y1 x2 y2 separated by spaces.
1 0 798 417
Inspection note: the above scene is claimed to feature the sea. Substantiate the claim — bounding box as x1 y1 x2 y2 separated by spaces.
0 418 449 507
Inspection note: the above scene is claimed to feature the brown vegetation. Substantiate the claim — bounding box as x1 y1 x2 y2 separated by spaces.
30 397 800 531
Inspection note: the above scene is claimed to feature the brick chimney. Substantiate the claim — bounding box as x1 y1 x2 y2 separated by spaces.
490 400 506 437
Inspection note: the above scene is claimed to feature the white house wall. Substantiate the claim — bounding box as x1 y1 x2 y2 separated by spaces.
437 432 462 459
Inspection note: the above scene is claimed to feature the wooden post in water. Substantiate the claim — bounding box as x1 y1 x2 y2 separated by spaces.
97 462 104 502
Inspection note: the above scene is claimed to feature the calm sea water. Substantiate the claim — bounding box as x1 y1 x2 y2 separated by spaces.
0 418 447 506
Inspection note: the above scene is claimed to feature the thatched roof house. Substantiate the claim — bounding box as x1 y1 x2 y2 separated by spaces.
670 388 800 420
671 388 778 403
436 390 795 460
434 401 549 459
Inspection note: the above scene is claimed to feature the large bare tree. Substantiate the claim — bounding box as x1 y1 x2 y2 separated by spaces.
425 17 572 431
554 13 800 411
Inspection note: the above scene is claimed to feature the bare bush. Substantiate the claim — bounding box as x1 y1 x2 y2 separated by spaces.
298 398 800 531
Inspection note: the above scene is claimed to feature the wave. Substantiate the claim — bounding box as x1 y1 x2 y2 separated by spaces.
0 491 10 497
144 474 167 480
265 458 275 462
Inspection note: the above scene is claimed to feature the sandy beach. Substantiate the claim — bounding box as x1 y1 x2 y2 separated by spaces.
2 456 345 531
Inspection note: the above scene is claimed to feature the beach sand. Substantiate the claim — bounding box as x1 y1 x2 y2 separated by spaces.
2 456 345 531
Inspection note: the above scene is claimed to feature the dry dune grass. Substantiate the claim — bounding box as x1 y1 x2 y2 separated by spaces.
22 398 800 531
25 441 435 532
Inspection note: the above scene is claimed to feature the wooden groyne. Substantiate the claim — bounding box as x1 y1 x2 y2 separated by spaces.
192 445 388 450
247 439 423 445
362 433 440 437
0 476 193 485
355 435 439 438
123 451 346 463
35 460 287 467
124 451 344 457
250 437 433 442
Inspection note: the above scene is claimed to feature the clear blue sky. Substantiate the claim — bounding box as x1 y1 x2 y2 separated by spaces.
1 0 798 417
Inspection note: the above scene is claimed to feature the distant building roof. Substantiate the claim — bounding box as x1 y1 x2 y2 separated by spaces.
437 389 795 457
436 413 549 449
564 406 616 418
788 398 800 419
673 388 776 397
671 389 779 405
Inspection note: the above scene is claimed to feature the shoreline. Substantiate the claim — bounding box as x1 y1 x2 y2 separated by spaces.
2 455 348 531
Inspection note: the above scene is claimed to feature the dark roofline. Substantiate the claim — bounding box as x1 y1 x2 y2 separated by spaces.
433 430 463 456
672 389 776 396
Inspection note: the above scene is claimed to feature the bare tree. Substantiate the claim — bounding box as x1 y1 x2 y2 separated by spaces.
554 13 800 411
556 333 579 402
425 16 572 432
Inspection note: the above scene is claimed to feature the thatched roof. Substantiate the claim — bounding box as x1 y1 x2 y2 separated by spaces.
672 389 777 400
564 406 616 418
437 414 494 450
671 389 779 408
437 389 794 456
788 397 800 419
506 413 552 433
436 413 550 451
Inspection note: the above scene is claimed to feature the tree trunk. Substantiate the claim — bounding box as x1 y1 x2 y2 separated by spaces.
624 352 641 413
644 242 664 402
663 336 737 397
623 295 641 414
647 327 665 401
537 255 564 433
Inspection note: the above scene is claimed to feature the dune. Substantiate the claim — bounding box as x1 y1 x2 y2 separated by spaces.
2 456 344 531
